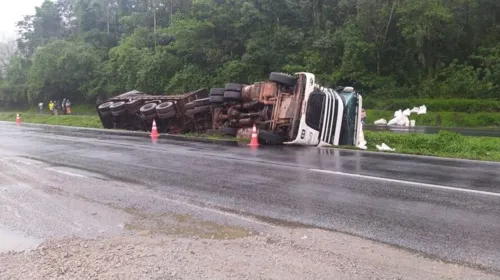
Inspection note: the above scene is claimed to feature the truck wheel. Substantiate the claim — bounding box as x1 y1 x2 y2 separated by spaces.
140 103 157 115
156 102 175 114
224 90 242 101
100 110 112 117
194 98 210 107
225 83 243 92
210 88 225 96
125 99 142 108
111 107 127 117
142 112 157 120
220 126 238 136
98 101 114 112
157 110 176 119
210 95 224 104
185 102 195 109
194 105 211 114
258 130 284 145
110 101 126 111
269 72 297 87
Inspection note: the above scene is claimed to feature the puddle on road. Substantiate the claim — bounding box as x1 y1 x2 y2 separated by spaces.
0 228 43 253
124 209 252 240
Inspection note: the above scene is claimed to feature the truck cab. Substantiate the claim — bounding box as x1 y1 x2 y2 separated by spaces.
286 72 363 147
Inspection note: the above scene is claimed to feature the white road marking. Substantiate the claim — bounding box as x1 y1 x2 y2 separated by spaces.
309 168 500 198
45 167 86 178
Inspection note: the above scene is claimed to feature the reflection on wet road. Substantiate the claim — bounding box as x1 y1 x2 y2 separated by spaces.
0 122 499 272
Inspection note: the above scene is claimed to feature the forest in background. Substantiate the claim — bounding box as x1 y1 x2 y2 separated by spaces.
0 0 499 108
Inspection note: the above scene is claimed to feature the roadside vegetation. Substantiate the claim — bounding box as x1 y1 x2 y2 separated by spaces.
0 113 101 128
0 0 499 110
364 131 500 162
365 110 500 128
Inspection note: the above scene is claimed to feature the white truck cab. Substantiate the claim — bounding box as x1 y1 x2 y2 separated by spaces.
285 72 363 147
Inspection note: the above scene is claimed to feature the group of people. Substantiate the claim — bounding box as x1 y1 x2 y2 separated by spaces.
39 99 72 115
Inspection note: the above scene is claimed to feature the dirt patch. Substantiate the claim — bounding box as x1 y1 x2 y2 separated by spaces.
125 212 253 240
1 227 498 280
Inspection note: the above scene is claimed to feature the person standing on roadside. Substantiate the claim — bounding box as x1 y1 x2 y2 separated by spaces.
54 100 59 115
49 101 54 115
361 109 366 125
38 102 44 115
65 99 72 115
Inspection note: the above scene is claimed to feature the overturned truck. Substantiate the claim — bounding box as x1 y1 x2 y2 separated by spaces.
210 72 363 147
96 72 363 147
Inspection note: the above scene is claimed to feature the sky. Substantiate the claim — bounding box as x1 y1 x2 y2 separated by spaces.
0 0 45 39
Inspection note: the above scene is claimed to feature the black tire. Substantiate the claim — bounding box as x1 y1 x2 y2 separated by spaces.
125 99 142 108
194 98 210 107
210 88 225 96
269 72 297 87
224 90 242 101
258 130 284 145
185 102 195 109
142 112 157 120
111 108 127 117
157 110 176 119
98 101 114 112
186 109 195 116
156 102 175 114
140 103 157 115
100 110 112 117
110 101 126 111
220 126 238 137
225 83 244 92
210 95 225 104
194 105 211 114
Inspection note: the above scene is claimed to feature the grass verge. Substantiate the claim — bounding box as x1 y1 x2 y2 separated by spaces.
0 113 102 128
366 110 500 128
364 130 500 162
183 132 249 143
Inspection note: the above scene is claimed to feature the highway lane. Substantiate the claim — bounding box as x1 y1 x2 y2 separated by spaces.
1 122 500 272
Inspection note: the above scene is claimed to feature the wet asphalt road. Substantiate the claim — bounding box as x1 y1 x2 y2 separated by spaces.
1 122 500 272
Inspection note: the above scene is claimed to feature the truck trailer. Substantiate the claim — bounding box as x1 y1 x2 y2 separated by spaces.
95 72 363 147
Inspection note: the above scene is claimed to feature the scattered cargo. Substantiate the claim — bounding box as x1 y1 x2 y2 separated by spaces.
96 72 364 147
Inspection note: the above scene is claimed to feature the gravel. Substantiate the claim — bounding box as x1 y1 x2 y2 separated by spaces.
1 228 498 280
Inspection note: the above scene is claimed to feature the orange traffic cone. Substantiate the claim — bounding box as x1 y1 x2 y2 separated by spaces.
248 124 259 147
150 119 159 138
15 114 21 126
